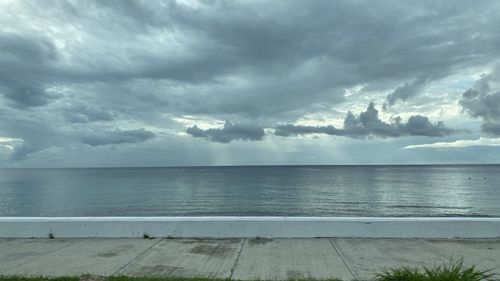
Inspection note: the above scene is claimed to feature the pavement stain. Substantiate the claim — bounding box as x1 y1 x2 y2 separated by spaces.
247 238 273 246
426 239 500 246
95 244 134 258
179 239 212 244
286 270 304 279
222 238 241 244
96 252 118 257
189 244 229 257
179 238 240 244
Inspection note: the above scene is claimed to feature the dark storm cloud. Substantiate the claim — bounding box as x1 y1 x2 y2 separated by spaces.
80 128 155 146
274 124 340 137
275 103 454 138
481 122 500 135
0 109 63 161
384 77 428 109
4 0 500 115
461 88 500 120
0 33 58 107
186 121 265 143
138 0 500 115
1 103 154 160
0 33 57 62
460 67 500 136
8 141 45 162
63 103 114 123
1 83 54 107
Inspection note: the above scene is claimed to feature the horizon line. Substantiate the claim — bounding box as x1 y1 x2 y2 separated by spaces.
2 163 500 169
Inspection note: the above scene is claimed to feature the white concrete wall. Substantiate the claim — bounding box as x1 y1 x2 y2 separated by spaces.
1 217 499 238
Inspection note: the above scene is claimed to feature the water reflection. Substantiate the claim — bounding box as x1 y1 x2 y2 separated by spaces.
0 165 498 217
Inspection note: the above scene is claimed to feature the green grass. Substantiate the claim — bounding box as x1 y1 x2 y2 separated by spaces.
375 259 497 281
0 261 496 281
0 278 79 281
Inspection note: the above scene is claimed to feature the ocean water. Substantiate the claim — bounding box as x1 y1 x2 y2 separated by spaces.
0 165 499 217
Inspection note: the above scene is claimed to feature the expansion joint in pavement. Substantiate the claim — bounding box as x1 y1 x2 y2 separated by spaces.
0 238 86 275
328 238 358 280
229 238 246 279
111 237 164 276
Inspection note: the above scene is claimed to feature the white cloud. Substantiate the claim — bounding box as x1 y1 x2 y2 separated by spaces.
0 136 20 143
0 144 14 151
404 137 500 149
0 136 23 153
0 136 23 145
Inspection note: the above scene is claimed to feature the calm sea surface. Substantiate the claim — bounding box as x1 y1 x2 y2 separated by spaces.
0 165 499 217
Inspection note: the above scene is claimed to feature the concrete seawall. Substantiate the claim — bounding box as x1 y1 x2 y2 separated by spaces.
1 217 500 238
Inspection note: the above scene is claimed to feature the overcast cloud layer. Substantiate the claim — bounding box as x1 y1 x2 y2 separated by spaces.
1 0 500 167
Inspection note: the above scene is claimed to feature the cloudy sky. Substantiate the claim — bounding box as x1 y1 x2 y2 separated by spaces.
1 0 500 167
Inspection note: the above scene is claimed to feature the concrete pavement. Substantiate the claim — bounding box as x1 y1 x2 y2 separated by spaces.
0 238 499 280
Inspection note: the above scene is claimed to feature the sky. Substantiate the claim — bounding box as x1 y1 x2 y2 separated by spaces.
1 0 500 167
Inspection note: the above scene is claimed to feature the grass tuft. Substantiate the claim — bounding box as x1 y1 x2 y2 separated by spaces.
375 259 497 281
0 278 77 281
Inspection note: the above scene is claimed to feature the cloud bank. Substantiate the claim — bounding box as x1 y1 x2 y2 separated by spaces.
187 121 265 143
80 128 155 146
275 103 454 138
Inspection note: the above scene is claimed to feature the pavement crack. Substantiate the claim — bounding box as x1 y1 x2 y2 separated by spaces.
329 238 359 280
0 239 11 245
111 238 163 276
419 238 455 262
198 240 223 275
229 238 246 280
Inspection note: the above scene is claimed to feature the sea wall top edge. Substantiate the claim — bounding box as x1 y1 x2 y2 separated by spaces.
1 216 500 222
2 164 500 169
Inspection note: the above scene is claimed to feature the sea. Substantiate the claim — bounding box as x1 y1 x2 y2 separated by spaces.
0 165 499 217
